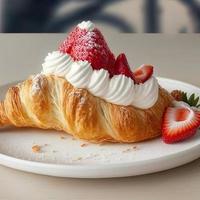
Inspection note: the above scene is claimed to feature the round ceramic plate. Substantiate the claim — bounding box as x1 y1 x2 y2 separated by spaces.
0 77 200 178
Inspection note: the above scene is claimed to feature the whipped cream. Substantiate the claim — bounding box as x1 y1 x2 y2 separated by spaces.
42 51 159 109
88 69 110 97
132 77 159 109
65 61 92 88
42 51 73 76
105 75 135 106
78 21 95 32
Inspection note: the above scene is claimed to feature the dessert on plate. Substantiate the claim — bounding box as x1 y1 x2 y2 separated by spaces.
0 21 199 144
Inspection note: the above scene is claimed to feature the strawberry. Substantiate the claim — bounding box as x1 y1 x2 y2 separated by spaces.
132 64 153 84
162 106 200 144
59 26 115 72
113 53 134 79
59 27 87 54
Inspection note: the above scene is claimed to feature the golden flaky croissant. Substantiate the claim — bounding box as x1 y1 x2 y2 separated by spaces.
0 74 172 143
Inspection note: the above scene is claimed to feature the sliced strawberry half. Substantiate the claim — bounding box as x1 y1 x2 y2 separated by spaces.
162 106 200 144
59 25 115 72
132 64 154 84
113 53 134 79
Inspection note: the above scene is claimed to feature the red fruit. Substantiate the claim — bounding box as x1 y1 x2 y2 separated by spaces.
59 26 115 72
113 53 134 79
133 64 153 84
59 27 87 54
162 106 200 144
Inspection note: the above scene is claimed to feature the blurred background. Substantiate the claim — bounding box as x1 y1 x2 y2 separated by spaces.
1 0 200 33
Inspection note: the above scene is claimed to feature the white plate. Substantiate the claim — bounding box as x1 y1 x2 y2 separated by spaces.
0 77 200 178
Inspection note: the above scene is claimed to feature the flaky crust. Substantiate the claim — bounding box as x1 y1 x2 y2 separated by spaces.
0 74 172 143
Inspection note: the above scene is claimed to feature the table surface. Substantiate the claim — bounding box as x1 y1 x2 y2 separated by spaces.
0 34 200 200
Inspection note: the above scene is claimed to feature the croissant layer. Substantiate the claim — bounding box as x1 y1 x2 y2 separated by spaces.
0 74 172 143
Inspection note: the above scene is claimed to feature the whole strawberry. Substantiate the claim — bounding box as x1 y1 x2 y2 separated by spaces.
59 26 115 73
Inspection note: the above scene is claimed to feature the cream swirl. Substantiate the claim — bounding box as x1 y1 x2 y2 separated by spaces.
105 75 135 106
42 51 159 109
42 51 73 76
78 21 95 31
88 69 110 97
65 61 92 88
132 77 159 109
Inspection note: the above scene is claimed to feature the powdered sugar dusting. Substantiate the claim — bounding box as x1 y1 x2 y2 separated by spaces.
68 90 83 98
68 90 87 105
31 74 44 95
79 96 87 105
81 31 100 50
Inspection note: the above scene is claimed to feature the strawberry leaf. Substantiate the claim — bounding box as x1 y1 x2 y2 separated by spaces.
189 94 195 105
194 96 199 106
182 92 200 108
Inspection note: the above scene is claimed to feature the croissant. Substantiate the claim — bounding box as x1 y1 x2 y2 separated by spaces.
0 74 173 143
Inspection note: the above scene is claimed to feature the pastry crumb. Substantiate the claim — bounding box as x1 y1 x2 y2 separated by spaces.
73 157 83 162
60 135 66 139
122 146 139 153
122 148 131 153
80 143 88 147
132 146 138 150
92 154 99 157
32 145 41 153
